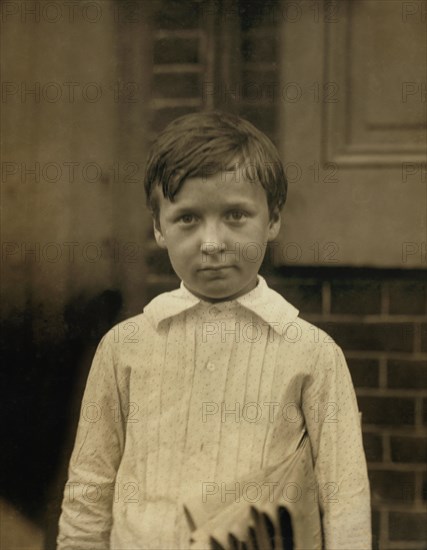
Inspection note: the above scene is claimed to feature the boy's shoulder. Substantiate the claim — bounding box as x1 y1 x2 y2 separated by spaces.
103 285 192 345
258 283 341 358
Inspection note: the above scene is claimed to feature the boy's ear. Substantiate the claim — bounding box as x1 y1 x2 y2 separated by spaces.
153 219 167 249
267 208 281 241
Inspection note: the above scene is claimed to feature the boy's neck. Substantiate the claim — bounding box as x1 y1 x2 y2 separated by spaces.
182 275 260 304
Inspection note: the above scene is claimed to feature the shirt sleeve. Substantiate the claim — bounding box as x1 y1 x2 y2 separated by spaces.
57 331 126 550
301 338 372 550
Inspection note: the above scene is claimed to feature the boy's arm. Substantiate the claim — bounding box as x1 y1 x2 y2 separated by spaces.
301 339 372 550
57 331 126 550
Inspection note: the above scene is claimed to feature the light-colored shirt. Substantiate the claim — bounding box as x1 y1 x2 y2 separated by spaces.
57 275 371 550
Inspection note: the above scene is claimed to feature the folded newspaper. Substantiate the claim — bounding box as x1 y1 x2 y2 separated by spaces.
183 434 323 550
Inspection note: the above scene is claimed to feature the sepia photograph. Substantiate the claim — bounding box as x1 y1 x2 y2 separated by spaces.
1 0 426 549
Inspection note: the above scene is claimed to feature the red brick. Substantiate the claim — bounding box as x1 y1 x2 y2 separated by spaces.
372 510 380 550
330 281 381 315
316 322 414 352
347 358 379 388
423 472 427 502
389 512 427 541
241 35 277 63
390 436 427 463
153 0 200 29
421 323 427 352
153 37 200 64
239 2 279 30
153 73 201 98
357 396 415 426
362 432 382 462
369 470 415 503
266 278 322 314
387 359 427 390
389 281 427 315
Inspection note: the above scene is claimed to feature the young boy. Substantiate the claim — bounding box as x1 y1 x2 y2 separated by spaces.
57 111 371 549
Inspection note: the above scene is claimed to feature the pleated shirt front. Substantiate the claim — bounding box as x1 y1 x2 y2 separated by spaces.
57 275 371 550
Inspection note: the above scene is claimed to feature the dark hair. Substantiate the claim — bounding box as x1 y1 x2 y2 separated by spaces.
144 111 287 223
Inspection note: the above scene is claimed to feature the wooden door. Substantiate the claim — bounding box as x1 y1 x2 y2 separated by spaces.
278 0 426 269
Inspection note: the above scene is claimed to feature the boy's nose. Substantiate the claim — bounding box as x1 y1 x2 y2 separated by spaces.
199 222 227 255
200 241 227 255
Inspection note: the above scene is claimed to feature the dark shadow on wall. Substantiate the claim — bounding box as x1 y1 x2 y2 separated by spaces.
0 289 123 545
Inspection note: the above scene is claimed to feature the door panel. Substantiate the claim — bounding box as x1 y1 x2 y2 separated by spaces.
278 0 426 268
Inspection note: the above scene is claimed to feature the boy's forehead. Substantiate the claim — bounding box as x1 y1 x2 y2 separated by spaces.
158 172 267 208
206 161 260 185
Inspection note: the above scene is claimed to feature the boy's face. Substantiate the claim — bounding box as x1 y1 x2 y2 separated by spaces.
153 172 281 302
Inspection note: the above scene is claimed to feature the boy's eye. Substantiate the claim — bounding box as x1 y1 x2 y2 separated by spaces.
178 214 197 224
226 210 247 222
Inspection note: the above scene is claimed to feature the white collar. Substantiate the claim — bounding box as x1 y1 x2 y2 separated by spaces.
144 275 299 335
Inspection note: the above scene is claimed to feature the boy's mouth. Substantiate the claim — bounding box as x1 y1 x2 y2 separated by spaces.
198 265 234 272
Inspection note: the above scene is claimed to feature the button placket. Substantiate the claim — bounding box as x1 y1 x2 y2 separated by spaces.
206 361 216 372
197 303 238 379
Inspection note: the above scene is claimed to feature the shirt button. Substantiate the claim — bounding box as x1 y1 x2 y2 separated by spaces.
209 306 220 316
206 361 216 372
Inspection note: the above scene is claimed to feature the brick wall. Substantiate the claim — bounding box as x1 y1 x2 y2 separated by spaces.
270 266 427 549
147 1 427 548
